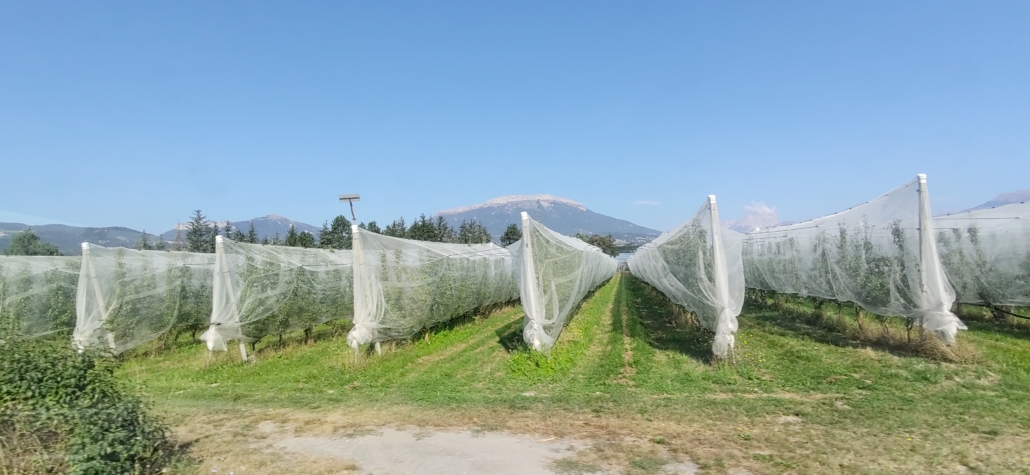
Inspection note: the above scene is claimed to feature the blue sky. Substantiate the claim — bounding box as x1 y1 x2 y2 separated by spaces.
1 1 1027 233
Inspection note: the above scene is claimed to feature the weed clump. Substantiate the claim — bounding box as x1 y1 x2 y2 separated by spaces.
0 331 179 474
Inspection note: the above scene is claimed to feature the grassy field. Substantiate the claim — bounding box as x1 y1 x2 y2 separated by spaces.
119 273 1030 474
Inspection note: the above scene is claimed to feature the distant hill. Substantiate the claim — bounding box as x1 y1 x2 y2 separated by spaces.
0 214 321 255
434 194 660 243
159 214 320 242
969 190 1030 211
0 223 159 256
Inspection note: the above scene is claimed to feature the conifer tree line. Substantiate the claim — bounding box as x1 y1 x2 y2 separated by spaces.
2 211 614 257
146 210 501 254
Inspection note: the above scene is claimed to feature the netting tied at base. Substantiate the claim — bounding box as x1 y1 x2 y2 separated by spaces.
509 213 618 353
628 195 744 358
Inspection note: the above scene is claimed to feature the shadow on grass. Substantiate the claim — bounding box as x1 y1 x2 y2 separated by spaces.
495 318 525 353
493 276 612 354
620 274 714 364
743 299 973 362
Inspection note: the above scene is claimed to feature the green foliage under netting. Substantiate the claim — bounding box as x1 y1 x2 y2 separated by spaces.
0 332 177 474
743 219 916 314
0 256 79 339
78 247 216 353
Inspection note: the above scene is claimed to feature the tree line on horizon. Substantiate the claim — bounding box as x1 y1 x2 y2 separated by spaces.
3 210 619 258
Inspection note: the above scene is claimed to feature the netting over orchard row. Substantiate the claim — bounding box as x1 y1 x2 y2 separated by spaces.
934 201 1030 307
740 175 966 343
2 173 1025 355
348 226 518 350
74 244 216 353
202 237 353 355
509 212 618 352
0 256 79 338
628 196 744 358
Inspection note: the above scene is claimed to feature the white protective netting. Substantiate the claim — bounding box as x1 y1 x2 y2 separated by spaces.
508 212 618 352
74 244 216 353
348 226 519 349
742 175 966 344
0 256 80 338
628 196 745 358
202 236 354 353
934 201 1030 307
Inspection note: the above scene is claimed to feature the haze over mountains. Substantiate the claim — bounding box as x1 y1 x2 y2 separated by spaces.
3 190 1026 254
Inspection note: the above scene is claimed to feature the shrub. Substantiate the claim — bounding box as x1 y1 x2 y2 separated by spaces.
0 333 175 474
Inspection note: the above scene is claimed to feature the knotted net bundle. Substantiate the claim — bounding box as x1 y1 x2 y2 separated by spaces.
935 201 1030 307
202 236 353 353
74 244 215 353
348 226 518 348
0 256 80 338
508 213 618 352
628 196 744 358
742 175 966 343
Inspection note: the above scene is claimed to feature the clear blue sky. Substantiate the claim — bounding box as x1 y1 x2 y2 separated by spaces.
2 1 1027 234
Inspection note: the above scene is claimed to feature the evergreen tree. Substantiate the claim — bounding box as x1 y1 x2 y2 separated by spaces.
185 210 213 253
359 221 382 234
229 224 247 243
500 224 522 247
246 221 259 244
135 231 155 251
297 231 316 248
406 215 436 241
435 216 456 243
155 238 168 251
319 215 352 250
458 220 492 244
3 228 63 256
283 225 301 247
384 218 407 238
271 230 282 246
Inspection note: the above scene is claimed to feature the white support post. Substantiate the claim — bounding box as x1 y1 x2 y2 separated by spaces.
215 236 248 361
916 173 959 343
82 243 117 352
349 224 372 353
519 212 544 351
708 196 734 358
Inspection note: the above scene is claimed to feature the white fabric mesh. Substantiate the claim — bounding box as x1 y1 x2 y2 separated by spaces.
0 256 80 338
627 196 745 358
742 176 966 344
508 213 618 352
935 201 1030 307
74 245 216 353
348 226 519 348
202 237 353 352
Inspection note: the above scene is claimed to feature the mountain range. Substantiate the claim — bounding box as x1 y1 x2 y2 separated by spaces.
434 194 660 243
